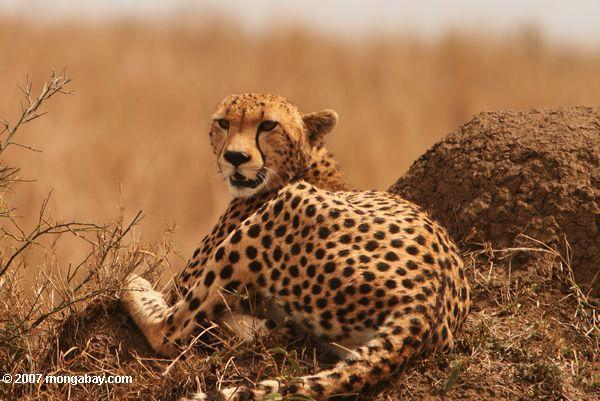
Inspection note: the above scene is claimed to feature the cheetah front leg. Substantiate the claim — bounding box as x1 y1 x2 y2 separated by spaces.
121 275 172 352
122 269 276 355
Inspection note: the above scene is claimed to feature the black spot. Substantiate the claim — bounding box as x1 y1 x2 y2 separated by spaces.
262 235 272 248
441 326 448 340
291 243 301 255
213 303 225 316
273 200 284 216
274 225 286 237
385 279 397 289
248 224 261 238
359 284 371 294
228 251 240 264
343 266 355 277
320 320 332 329
385 251 399 261
316 298 327 308
402 279 414 289
293 285 302 296
204 271 215 287
318 227 330 239
329 278 342 290
246 246 258 259
348 374 361 384
249 261 262 272
310 382 325 395
215 247 225 261
324 261 336 273
230 230 242 244
344 218 355 228
311 284 322 295
220 265 233 279
188 298 200 310
374 231 385 240
389 223 399 233
291 196 301 209
195 311 207 323
365 241 379 251
358 223 370 233
391 239 403 248
376 262 390 272
362 271 376 281
333 292 346 305
406 245 419 255
224 280 240 292
423 253 435 264
306 205 317 217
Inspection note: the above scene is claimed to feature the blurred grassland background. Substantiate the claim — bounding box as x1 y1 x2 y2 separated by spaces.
1 13 600 282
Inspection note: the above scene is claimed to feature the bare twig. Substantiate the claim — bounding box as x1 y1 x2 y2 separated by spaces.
0 69 72 156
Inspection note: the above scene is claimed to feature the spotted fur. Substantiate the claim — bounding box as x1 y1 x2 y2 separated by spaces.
122 93 470 400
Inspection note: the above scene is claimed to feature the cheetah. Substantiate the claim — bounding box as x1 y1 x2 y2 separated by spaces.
122 93 471 400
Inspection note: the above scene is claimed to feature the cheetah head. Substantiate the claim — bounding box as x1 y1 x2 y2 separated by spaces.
209 93 337 198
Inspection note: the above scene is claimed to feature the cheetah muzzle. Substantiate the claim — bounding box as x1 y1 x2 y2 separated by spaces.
121 93 471 401
229 169 266 189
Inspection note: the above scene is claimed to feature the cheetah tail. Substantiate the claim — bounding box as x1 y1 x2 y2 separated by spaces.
205 313 432 401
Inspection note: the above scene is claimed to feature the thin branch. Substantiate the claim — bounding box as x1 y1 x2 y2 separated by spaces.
0 69 72 156
0 221 102 278
72 210 144 294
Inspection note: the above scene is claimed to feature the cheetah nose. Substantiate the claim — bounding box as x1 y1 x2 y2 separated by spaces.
224 151 251 167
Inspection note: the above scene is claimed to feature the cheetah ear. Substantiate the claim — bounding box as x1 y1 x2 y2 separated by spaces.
303 109 338 147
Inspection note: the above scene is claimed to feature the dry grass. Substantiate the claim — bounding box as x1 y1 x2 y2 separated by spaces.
0 17 599 401
2 19 600 281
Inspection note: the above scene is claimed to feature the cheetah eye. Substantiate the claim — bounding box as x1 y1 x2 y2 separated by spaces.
258 120 278 132
216 119 230 130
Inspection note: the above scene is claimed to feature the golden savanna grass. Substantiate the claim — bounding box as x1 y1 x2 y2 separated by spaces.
2 19 600 272
0 17 598 401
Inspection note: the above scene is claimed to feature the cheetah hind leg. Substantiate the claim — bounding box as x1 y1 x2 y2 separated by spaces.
219 312 278 343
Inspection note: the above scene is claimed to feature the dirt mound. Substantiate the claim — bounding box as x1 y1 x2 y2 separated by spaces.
389 106 600 296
